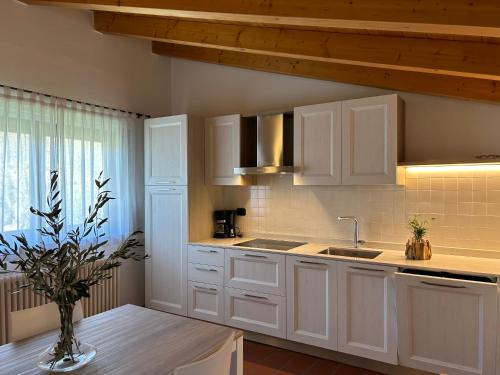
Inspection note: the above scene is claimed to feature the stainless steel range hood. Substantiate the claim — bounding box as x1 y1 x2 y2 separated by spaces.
234 112 294 175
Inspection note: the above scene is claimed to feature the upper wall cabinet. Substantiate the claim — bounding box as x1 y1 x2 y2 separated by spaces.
294 102 342 185
145 115 188 186
205 114 251 186
294 94 404 186
342 94 404 185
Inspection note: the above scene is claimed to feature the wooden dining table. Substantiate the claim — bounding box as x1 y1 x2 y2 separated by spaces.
0 304 243 375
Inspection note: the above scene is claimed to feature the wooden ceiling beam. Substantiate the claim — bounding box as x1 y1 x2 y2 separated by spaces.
94 12 500 78
152 42 500 103
22 0 500 41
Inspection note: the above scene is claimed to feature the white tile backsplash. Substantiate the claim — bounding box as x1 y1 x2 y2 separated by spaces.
222 169 500 257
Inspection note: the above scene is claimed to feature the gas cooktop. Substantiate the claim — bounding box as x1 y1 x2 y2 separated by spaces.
233 238 306 251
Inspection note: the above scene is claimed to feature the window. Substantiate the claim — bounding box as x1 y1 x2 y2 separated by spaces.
0 87 141 244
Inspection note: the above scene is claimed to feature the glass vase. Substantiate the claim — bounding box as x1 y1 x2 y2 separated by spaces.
37 303 96 373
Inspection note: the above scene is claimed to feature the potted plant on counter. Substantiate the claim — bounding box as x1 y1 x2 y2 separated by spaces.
0 171 146 372
405 215 435 260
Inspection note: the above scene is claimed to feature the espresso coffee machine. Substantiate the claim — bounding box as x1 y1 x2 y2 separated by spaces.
213 208 246 238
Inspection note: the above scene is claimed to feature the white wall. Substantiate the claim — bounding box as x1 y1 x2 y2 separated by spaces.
170 57 500 162
0 0 171 117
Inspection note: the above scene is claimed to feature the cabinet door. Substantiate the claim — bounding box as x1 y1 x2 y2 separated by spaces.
338 262 397 364
225 249 286 296
205 114 248 186
188 282 224 324
145 186 188 316
224 287 286 338
145 115 188 185
286 256 338 350
294 102 342 185
342 94 401 185
396 272 497 375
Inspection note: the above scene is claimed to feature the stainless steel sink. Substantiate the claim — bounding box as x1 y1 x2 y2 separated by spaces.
318 247 382 259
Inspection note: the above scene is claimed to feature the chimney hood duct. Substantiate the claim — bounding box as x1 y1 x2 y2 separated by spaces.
234 112 295 175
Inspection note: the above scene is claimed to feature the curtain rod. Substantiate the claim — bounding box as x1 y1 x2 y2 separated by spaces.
0 84 150 119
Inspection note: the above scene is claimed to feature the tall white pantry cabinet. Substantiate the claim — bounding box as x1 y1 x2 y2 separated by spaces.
144 115 210 316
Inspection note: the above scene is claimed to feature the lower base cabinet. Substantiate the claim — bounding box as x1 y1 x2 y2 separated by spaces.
337 262 398 364
182 247 499 375
396 272 498 375
224 287 286 338
286 256 338 350
187 281 224 324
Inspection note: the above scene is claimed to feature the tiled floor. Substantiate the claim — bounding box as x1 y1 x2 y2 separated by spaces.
243 340 383 375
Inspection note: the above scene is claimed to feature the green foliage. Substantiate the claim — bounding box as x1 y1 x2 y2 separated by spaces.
408 215 435 242
0 171 146 366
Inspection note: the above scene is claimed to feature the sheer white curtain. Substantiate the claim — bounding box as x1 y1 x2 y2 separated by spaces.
0 87 141 244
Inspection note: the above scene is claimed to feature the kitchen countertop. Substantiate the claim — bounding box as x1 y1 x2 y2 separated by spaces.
189 237 500 278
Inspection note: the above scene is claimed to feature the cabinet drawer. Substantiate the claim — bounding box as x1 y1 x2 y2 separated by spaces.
188 282 224 324
188 263 223 285
188 245 224 267
225 249 286 296
224 287 286 338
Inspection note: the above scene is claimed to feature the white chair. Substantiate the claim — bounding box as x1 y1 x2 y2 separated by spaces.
173 332 234 375
9 301 84 342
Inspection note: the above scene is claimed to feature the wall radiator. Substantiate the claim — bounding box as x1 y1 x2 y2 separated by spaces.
0 265 120 345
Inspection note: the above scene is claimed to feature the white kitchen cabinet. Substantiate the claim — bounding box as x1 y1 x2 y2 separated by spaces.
205 114 250 186
225 249 286 296
286 256 338 350
224 287 286 338
341 94 403 185
396 272 497 375
293 102 342 185
188 282 224 324
145 186 188 316
188 245 225 267
188 263 224 286
145 115 188 186
337 262 397 364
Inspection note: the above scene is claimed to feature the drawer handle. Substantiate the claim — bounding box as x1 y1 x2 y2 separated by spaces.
350 266 385 273
197 249 219 254
243 293 268 300
243 254 267 258
299 260 326 266
163 181 176 184
194 266 218 272
194 285 218 292
421 281 467 289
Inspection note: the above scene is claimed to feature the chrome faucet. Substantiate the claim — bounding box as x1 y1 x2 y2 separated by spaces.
337 216 362 248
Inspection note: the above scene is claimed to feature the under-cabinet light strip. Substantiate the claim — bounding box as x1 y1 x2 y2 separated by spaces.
404 164 500 173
